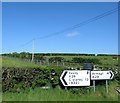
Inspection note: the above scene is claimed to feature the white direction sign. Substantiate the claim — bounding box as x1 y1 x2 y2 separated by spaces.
60 70 90 86
91 71 114 80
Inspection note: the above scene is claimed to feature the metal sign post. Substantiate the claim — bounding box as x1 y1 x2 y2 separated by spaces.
93 80 96 93
60 70 114 96
91 70 114 96
65 87 67 90
106 80 108 96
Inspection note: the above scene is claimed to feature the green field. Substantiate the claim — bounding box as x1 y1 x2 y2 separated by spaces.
1 55 118 68
1 56 119 101
1 57 44 68
45 55 118 65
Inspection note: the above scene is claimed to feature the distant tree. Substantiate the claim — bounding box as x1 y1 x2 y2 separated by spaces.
34 54 46 61
49 57 65 63
72 57 100 64
72 57 84 63
13 52 31 59
12 52 19 58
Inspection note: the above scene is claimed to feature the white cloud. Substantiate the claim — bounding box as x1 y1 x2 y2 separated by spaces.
66 32 80 37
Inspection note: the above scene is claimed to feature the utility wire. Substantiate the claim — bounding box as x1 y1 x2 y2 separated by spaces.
35 7 118 40
3 7 119 52
17 39 33 48
2 39 33 52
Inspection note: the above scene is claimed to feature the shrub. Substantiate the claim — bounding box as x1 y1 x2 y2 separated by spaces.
2 66 65 92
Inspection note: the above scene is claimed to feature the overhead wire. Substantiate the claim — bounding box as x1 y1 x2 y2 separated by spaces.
2 39 33 52
35 7 118 40
3 7 119 52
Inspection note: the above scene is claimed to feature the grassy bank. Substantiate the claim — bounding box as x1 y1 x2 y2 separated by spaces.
1 56 118 68
2 81 118 101
1 57 43 68
1 56 119 101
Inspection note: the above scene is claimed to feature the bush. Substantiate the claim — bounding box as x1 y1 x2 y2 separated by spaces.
49 57 65 63
72 57 100 64
2 66 65 92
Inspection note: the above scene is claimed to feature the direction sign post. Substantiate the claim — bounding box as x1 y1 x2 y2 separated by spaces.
106 80 108 96
93 80 96 93
60 70 114 96
65 87 67 90
60 70 90 87
91 70 114 96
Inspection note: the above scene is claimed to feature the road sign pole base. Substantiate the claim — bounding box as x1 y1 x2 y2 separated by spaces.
65 86 67 90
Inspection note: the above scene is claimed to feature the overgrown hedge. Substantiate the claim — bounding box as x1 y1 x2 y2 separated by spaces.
2 66 119 93
2 66 65 92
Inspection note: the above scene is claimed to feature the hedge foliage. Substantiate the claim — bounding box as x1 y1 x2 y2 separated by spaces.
2 65 119 93
2 66 65 92
72 57 100 64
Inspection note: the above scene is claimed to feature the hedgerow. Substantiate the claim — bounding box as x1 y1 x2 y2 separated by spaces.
2 66 65 92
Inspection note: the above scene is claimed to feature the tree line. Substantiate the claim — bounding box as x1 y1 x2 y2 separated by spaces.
2 52 101 64
2 52 118 57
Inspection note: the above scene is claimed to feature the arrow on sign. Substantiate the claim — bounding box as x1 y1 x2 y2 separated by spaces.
62 71 67 85
60 70 90 86
110 71 114 79
91 70 114 80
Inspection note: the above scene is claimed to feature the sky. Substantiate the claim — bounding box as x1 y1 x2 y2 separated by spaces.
2 2 118 54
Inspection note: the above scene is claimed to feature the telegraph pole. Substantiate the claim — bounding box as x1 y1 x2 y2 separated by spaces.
32 38 35 62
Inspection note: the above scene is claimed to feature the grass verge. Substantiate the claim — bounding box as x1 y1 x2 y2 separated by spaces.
2 81 118 101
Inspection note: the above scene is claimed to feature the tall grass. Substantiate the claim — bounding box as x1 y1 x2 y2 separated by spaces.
2 81 118 101
2 56 118 68
2 58 44 68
